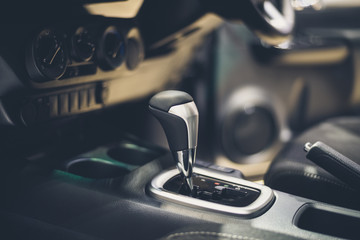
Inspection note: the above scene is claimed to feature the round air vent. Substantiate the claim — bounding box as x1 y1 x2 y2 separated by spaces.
219 87 280 164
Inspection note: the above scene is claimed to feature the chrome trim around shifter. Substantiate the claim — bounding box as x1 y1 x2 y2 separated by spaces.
149 167 275 217
168 101 198 150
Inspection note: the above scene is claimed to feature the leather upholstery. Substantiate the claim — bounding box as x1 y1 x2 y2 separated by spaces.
160 224 302 240
265 117 360 210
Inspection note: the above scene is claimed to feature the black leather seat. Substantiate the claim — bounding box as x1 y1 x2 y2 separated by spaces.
160 224 301 240
265 117 360 210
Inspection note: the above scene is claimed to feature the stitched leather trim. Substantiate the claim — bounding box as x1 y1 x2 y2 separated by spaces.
270 170 353 191
165 231 260 240
302 171 352 189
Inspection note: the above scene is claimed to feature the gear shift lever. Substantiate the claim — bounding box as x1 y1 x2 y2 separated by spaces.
149 90 199 190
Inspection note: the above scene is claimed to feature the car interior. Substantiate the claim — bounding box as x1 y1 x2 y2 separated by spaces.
2 0 360 239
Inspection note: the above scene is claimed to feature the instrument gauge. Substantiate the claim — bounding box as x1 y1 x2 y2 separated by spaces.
26 29 68 81
71 27 95 62
97 25 126 70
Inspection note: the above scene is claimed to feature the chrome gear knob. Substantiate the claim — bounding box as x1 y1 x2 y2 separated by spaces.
149 90 199 190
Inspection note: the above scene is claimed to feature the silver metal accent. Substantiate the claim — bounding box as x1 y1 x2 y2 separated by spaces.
262 0 294 35
291 0 323 11
219 87 286 165
169 101 199 149
304 142 313 152
174 148 196 189
168 101 199 191
149 167 275 216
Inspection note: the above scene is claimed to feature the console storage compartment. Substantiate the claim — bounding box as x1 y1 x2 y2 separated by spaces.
107 141 162 166
294 204 360 239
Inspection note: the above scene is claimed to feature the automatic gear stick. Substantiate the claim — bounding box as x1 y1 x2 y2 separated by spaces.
149 90 199 190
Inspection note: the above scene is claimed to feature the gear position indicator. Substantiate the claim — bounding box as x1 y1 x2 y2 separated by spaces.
149 168 274 217
164 173 261 208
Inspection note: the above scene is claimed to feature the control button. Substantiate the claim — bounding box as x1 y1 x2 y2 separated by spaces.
209 164 235 173
198 191 212 200
239 190 248 196
221 187 247 198
191 185 199 197
49 95 58 117
88 88 96 107
79 89 88 110
59 93 69 115
215 186 225 191
212 191 222 200
69 91 79 113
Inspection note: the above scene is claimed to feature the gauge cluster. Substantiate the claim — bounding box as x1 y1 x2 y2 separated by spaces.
0 12 221 127
25 22 144 86
26 29 68 81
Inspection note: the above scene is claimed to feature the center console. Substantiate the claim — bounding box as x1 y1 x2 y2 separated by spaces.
4 134 360 240
3 90 360 240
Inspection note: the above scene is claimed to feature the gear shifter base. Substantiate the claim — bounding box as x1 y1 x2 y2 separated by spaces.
149 168 274 217
164 173 260 207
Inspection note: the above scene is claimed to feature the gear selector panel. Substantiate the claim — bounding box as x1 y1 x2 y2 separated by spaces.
164 174 260 207
149 168 274 217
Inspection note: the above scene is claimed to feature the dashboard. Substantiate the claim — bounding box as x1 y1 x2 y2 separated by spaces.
25 22 143 85
0 0 222 127
2 1 360 240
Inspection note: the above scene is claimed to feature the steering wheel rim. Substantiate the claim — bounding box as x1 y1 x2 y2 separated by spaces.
203 0 295 45
249 0 295 44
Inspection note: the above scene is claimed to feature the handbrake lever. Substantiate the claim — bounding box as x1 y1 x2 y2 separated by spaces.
304 141 360 190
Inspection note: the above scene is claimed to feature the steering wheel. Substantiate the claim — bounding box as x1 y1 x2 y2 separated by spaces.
203 0 295 45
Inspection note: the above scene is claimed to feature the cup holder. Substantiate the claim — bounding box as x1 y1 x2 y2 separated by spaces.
65 158 130 179
107 142 163 166
62 139 165 179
